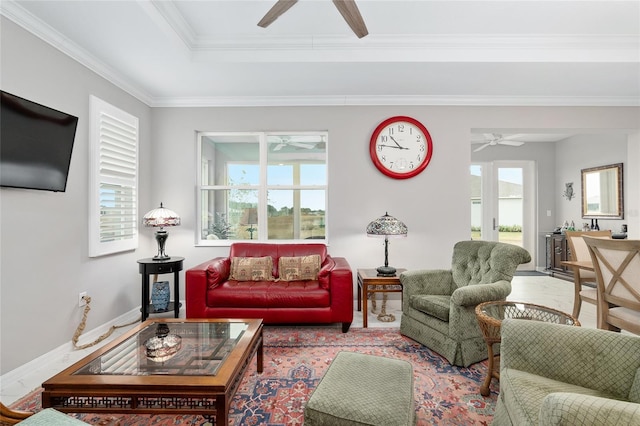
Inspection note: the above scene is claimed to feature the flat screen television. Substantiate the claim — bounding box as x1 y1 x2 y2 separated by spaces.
1 90 78 192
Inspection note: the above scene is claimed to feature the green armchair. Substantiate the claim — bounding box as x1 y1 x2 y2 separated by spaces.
493 319 640 425
400 240 531 367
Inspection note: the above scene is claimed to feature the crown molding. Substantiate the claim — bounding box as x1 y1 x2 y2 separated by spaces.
187 34 640 63
150 95 640 108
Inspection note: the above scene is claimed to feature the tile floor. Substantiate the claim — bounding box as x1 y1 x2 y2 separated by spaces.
1 274 597 406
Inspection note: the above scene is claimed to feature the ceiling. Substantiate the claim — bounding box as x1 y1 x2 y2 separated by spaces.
2 0 639 108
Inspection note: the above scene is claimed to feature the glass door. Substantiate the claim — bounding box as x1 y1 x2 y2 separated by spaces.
471 161 535 269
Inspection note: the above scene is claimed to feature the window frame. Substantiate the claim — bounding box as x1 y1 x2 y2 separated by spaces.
196 131 328 246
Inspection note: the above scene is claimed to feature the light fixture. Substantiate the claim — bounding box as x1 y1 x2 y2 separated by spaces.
366 212 408 277
143 202 181 260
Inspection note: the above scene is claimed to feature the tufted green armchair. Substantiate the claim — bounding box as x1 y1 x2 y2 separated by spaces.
400 240 531 367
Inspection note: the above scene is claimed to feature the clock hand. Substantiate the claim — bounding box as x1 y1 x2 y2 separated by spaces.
390 136 405 149
379 144 408 150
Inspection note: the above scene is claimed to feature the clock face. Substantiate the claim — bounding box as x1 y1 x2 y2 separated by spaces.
369 116 433 179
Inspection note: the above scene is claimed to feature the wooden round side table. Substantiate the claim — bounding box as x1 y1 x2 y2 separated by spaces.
474 301 580 397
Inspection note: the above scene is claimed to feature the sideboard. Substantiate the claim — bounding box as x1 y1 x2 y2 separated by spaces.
545 233 573 281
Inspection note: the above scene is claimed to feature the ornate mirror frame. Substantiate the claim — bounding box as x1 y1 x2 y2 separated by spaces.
581 163 624 219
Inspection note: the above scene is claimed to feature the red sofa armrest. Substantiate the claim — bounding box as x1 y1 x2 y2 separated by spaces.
326 256 353 313
186 257 229 318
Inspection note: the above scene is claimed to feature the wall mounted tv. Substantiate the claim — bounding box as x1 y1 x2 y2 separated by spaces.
1 90 78 192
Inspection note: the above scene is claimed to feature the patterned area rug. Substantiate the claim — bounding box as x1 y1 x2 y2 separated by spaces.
10 326 497 425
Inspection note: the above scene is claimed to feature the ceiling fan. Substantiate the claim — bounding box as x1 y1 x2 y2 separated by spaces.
472 133 525 152
272 136 325 151
257 0 369 38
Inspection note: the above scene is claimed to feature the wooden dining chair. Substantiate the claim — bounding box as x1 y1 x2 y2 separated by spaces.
564 230 612 318
584 237 640 334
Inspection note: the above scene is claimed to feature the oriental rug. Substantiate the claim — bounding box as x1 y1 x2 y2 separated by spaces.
10 326 497 425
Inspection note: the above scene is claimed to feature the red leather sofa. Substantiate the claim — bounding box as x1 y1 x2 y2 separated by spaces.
185 243 353 332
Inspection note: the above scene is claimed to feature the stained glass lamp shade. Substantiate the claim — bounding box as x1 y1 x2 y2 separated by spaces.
366 212 408 277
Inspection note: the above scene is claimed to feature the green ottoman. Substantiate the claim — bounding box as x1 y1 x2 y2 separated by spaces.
304 351 415 426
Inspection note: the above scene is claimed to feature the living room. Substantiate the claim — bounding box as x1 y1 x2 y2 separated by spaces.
1 1 640 423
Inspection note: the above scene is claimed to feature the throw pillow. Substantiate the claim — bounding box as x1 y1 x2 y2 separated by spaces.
229 256 274 281
278 255 321 281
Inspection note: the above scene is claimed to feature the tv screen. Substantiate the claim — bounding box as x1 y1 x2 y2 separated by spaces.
1 90 78 192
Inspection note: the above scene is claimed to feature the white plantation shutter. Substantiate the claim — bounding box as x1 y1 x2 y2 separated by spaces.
89 96 139 257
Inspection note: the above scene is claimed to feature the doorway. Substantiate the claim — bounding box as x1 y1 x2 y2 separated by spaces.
471 161 535 269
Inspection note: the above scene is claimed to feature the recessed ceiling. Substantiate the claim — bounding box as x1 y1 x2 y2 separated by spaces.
2 0 639 107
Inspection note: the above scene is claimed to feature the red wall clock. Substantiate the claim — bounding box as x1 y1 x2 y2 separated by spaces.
369 116 433 179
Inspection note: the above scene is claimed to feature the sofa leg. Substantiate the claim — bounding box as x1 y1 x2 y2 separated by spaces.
342 322 351 333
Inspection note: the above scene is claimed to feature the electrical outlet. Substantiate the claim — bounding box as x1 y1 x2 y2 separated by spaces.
78 292 87 307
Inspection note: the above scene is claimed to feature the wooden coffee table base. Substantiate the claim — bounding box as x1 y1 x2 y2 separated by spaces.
42 319 263 425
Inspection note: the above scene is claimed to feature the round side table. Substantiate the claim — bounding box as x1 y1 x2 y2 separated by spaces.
474 301 580 397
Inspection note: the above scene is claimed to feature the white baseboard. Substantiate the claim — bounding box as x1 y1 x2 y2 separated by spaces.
1 307 141 391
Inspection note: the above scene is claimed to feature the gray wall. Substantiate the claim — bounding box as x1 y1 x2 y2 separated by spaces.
1 18 153 373
555 134 628 232
2 17 640 374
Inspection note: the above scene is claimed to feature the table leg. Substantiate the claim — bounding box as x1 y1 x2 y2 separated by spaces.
357 277 362 311
257 335 264 373
173 270 180 318
215 396 228 426
362 283 368 328
480 343 494 397
141 273 149 322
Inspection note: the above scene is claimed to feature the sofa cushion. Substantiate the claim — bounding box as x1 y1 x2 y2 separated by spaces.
278 255 321 281
410 295 451 321
229 256 274 281
500 368 615 425
207 280 330 308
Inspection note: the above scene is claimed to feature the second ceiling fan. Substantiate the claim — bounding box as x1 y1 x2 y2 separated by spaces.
473 133 525 152
258 0 368 38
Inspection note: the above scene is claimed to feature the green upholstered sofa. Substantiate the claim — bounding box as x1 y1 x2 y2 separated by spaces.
400 240 531 367
493 319 640 426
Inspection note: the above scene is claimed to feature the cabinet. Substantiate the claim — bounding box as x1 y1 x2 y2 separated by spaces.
545 234 573 281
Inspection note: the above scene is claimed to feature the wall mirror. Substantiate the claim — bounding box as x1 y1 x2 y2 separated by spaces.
581 163 624 219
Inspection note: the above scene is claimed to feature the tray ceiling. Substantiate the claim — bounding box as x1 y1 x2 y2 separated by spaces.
1 0 639 107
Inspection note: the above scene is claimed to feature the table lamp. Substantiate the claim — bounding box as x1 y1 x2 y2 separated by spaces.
143 202 181 260
366 212 407 277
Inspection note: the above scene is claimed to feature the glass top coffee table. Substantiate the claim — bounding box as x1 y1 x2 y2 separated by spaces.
475 301 579 397
42 318 263 425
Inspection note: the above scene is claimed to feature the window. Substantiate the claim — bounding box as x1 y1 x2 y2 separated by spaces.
197 132 327 245
89 96 139 257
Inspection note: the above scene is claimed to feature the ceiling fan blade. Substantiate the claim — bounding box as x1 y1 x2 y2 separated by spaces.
290 142 314 149
258 0 298 28
502 133 527 141
483 133 496 140
332 0 368 38
499 141 525 147
474 143 491 152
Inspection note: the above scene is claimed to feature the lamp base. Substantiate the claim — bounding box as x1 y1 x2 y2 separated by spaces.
376 265 397 277
153 229 170 260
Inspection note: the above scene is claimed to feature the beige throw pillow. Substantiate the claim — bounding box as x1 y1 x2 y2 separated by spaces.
278 255 321 281
229 256 274 281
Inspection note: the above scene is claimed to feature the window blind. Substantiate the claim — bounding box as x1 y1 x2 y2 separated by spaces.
89 96 139 257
